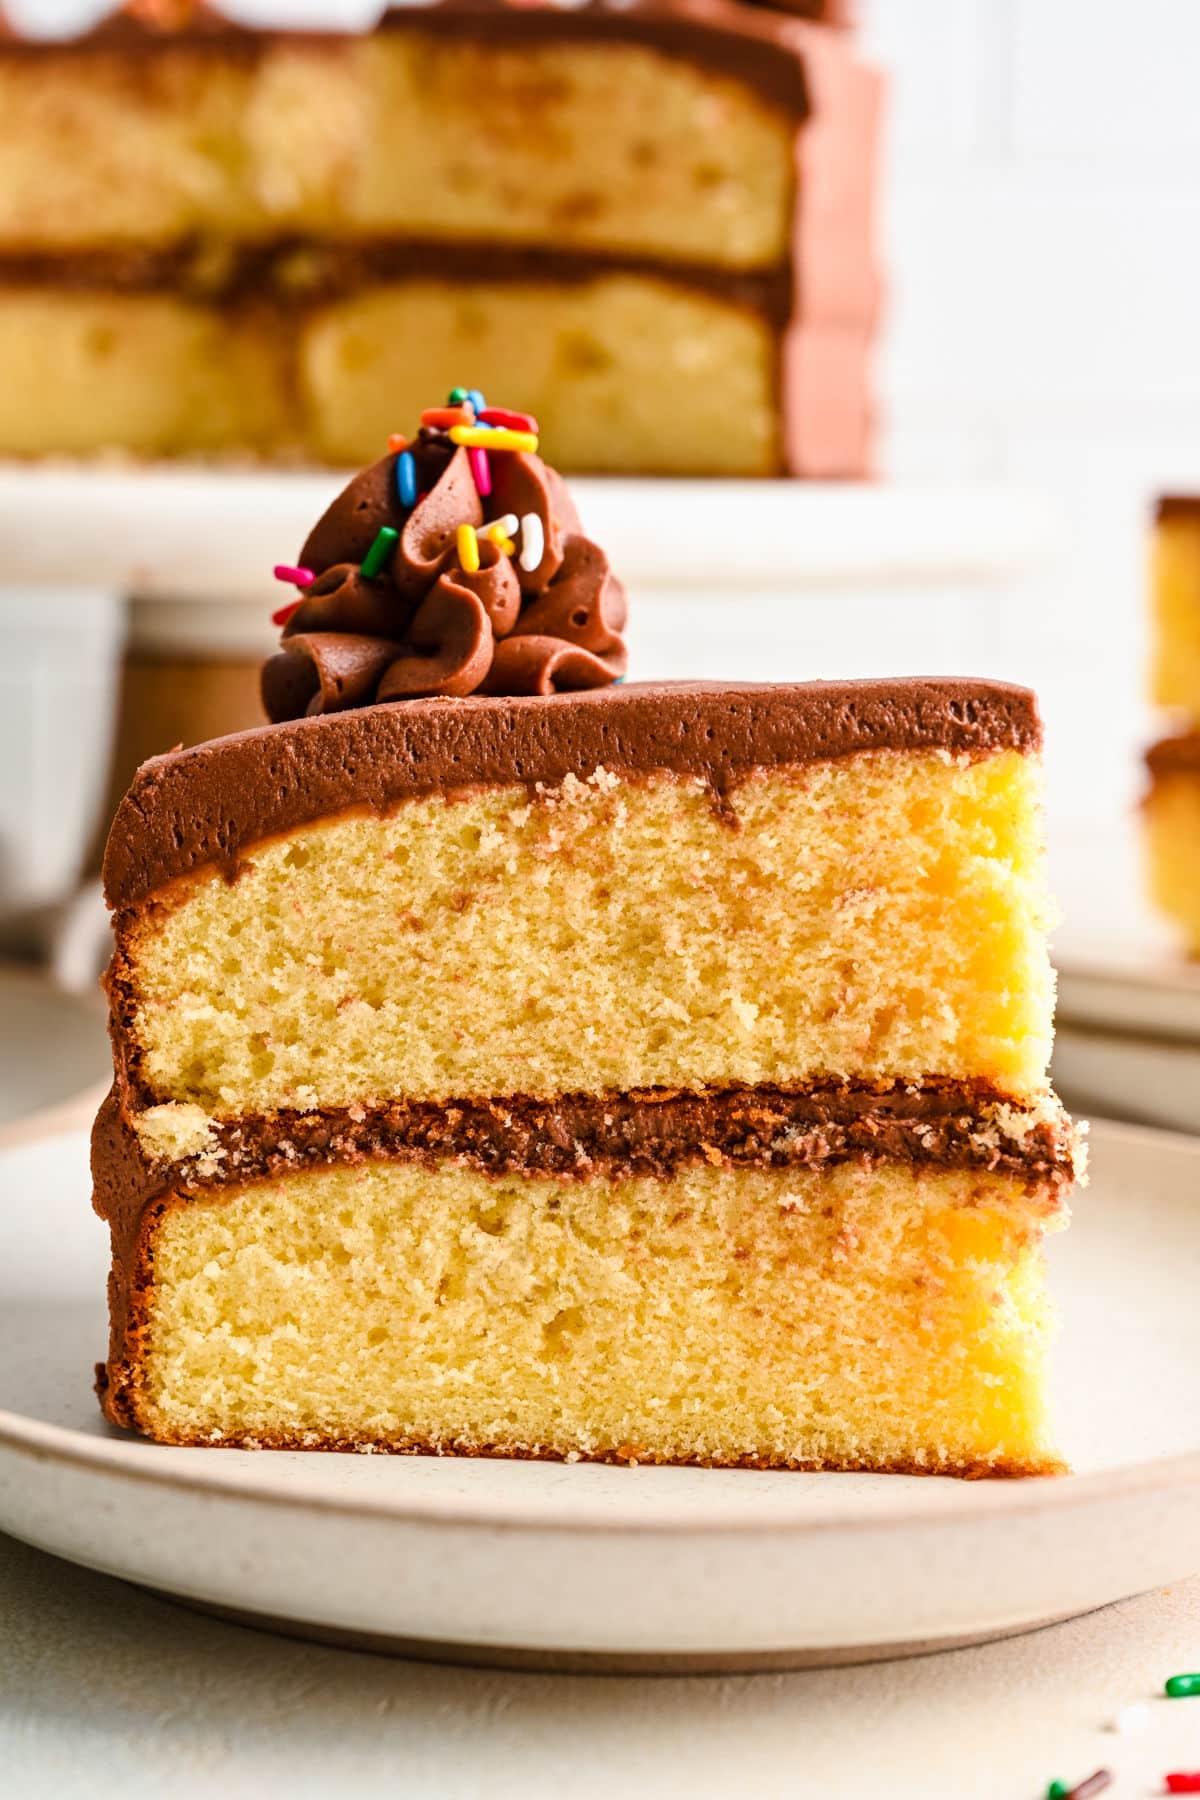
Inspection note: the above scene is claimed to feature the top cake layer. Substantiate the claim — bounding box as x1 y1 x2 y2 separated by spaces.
0 2 876 281
103 680 1057 1126
105 678 1040 908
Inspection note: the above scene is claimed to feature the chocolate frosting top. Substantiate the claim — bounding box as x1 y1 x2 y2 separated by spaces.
263 437 626 720
103 678 1041 910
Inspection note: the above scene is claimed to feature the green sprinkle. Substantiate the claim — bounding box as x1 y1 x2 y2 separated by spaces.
447 386 468 404
1047 1783 1070 1799
1166 1672 1200 1698
360 525 398 580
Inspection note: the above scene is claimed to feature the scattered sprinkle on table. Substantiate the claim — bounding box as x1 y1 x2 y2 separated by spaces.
1107 1702 1150 1734
1166 1776 1200 1794
1166 1674 1200 1698
1047 1773 1112 1800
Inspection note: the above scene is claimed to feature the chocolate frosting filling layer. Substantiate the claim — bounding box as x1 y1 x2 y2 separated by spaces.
93 1078 1079 1271
102 678 1041 909
0 241 797 323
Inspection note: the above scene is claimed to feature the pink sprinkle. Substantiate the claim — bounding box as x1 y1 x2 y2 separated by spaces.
274 564 314 587
468 446 492 497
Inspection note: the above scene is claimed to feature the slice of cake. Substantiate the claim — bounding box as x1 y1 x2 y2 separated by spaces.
0 0 881 474
1144 496 1200 954
93 399 1082 1473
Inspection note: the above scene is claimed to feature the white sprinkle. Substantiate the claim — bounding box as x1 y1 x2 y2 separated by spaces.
1106 1702 1150 1734
519 511 544 572
486 513 519 540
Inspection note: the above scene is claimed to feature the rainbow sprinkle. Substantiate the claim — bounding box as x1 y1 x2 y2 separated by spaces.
466 387 487 417
396 450 417 508
468 445 492 497
387 432 408 453
273 564 314 587
518 511 544 573
271 597 304 627
480 407 538 434
361 525 398 580
421 405 474 429
450 424 538 453
456 522 481 575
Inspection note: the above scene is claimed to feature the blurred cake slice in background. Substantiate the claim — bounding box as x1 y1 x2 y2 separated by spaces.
1145 495 1200 955
0 0 881 473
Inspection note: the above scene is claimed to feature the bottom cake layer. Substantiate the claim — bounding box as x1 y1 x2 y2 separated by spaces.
1145 736 1200 955
0 279 868 474
100 1155 1068 1475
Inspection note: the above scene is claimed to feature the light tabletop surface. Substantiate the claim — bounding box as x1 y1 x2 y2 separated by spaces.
2 1530 1198 1800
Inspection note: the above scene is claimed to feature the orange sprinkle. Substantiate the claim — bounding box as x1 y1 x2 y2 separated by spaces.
421 405 474 429
387 433 408 453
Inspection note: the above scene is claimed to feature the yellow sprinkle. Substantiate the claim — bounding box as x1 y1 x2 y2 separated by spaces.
449 425 539 453
456 522 480 574
484 522 517 555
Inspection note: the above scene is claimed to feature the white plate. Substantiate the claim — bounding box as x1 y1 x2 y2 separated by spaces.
1 1117 1198 1673
1053 1024 1200 1134
1056 926 1200 1047
0 965 110 1146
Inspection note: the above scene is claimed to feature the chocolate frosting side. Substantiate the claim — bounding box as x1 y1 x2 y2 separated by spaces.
102 679 1041 910
1146 731 1200 778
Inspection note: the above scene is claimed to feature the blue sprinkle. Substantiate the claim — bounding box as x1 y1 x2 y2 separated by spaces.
396 449 417 508
613 675 625 685
466 388 487 418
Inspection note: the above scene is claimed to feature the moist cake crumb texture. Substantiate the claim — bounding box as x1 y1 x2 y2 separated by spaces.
115 749 1054 1123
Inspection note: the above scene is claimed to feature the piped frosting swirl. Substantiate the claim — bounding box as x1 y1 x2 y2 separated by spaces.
262 421 627 722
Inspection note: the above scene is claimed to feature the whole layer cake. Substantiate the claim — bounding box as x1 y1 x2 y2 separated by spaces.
0 0 880 474
1145 496 1200 953
93 407 1082 1472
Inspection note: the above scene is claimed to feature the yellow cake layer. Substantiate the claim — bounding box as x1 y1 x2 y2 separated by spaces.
0 279 793 473
0 292 291 458
1151 511 1200 719
119 1156 1065 1473
120 751 1056 1140
1144 768 1200 955
301 276 780 473
0 33 791 268
353 32 792 270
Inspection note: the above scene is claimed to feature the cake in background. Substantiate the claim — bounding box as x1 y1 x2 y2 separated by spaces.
93 393 1083 1473
0 0 881 474
1144 496 1200 955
